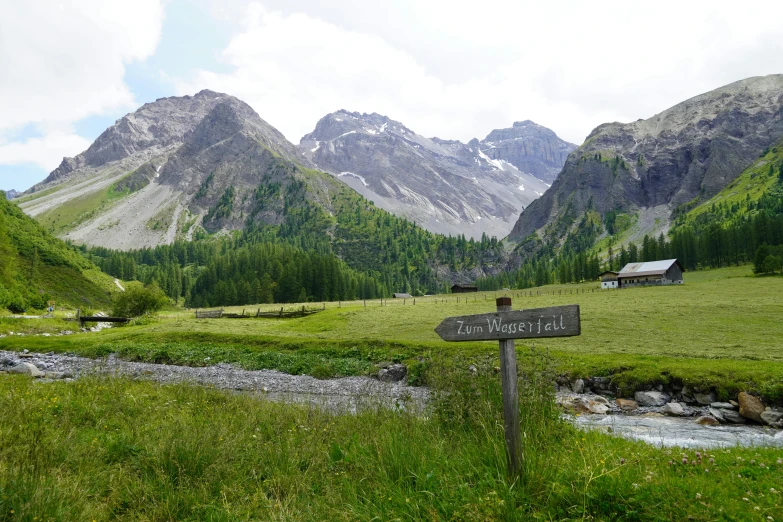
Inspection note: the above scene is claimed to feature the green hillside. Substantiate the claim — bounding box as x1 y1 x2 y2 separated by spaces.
674 140 783 228
0 192 116 312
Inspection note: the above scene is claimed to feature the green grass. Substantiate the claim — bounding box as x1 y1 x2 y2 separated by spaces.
36 183 131 235
3 265 783 401
1 373 782 521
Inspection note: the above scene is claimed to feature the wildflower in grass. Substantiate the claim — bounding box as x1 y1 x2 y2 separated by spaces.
777 458 783 465
743 498 749 502
620 458 625 464
632 483 639 489
682 458 688 464
696 493 701 499
771 488 778 494
709 458 715 464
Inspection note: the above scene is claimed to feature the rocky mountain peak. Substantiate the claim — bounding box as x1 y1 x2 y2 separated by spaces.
299 110 554 238
43 90 249 184
479 120 576 184
508 74 783 244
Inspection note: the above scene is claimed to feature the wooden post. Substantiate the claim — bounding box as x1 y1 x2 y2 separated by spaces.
496 297 521 477
364 299 366 308
413 298 416 305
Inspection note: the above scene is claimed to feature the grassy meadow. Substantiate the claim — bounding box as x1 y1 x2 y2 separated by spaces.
2 265 783 520
1 372 782 521
3 264 783 400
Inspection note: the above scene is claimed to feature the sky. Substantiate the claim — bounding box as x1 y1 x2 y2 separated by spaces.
2 0 783 192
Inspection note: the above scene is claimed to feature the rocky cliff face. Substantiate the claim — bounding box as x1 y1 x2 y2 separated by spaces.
2 190 18 200
19 91 322 249
300 111 552 238
508 75 783 245
480 120 576 184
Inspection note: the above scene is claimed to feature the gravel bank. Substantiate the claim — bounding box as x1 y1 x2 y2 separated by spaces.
0 350 429 414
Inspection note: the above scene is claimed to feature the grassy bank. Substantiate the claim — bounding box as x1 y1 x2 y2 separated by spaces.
3 265 783 400
1 373 782 521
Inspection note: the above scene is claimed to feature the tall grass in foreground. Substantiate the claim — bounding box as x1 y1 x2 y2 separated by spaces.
0 372 781 521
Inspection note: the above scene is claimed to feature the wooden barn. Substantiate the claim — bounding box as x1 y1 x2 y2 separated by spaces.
392 292 412 298
451 284 478 294
617 259 684 287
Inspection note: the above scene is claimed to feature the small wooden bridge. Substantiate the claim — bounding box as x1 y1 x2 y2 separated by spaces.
76 311 131 327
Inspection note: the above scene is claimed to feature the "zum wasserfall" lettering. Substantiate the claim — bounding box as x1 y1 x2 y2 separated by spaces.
456 314 566 336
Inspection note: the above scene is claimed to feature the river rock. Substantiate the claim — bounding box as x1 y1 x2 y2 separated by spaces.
738 392 765 422
662 402 688 417
695 415 721 426
571 378 585 394
710 402 737 410
708 408 726 422
720 409 747 424
587 401 609 414
616 399 639 411
694 391 717 405
378 364 407 383
760 410 783 425
559 397 587 413
7 362 43 377
634 391 670 407
680 385 695 403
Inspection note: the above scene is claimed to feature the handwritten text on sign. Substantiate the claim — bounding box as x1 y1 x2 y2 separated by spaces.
435 305 580 342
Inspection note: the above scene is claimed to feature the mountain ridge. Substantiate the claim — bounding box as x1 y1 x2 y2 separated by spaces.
508 74 783 249
299 110 566 238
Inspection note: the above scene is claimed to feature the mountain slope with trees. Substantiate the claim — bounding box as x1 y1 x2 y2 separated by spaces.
0 192 115 311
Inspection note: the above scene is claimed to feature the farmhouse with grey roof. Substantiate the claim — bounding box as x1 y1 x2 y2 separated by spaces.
617 259 684 287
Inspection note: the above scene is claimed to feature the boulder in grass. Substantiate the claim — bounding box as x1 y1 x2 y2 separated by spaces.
378 364 407 383
7 362 43 377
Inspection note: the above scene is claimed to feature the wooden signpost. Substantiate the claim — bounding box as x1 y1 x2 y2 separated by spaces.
435 298 581 477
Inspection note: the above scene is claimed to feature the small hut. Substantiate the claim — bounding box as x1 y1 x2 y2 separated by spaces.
598 271 619 289
393 292 412 298
451 284 478 294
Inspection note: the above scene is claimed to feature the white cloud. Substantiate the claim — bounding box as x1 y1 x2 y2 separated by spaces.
0 131 91 170
0 0 164 171
181 1 783 146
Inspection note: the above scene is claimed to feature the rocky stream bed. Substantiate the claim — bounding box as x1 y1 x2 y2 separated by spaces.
1 350 782 448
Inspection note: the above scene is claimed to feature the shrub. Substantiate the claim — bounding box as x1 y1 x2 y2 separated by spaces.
111 283 168 318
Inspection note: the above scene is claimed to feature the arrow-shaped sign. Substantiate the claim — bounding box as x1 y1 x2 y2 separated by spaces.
435 304 580 342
